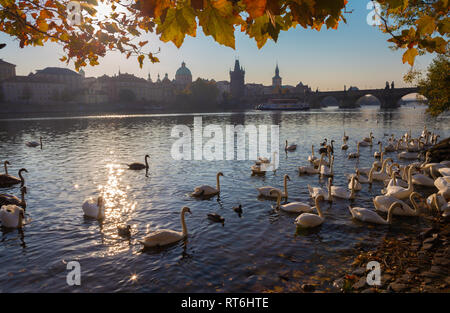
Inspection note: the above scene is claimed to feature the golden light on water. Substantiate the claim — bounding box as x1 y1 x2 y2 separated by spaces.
94 163 138 257
130 273 138 282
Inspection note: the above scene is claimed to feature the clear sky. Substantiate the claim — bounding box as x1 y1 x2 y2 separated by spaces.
0 1 436 91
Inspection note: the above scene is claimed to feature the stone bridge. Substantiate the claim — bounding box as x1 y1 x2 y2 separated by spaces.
244 87 420 109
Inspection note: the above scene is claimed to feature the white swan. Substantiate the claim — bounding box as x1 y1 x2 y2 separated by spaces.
270 189 313 213
434 176 450 199
320 155 334 177
374 141 382 158
257 174 290 199
192 172 224 197
398 151 419 160
308 145 317 162
0 205 25 228
140 207 191 248
331 176 357 200
299 153 324 175
367 158 392 182
82 196 105 219
348 142 360 159
285 140 297 151
312 152 329 168
374 192 423 216
308 177 332 202
25 136 42 148
385 166 414 200
294 195 325 228
349 201 401 224
412 172 434 187
348 173 362 191
341 138 348 150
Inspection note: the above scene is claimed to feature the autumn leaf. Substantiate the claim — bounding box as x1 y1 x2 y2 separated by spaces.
198 0 237 49
137 54 145 68
156 6 197 48
402 47 418 66
416 15 436 36
243 0 267 19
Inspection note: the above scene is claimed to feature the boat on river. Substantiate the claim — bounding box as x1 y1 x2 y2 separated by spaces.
256 99 310 111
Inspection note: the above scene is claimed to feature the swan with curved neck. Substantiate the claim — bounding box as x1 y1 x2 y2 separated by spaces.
0 205 25 228
140 207 191 248
374 192 422 216
320 155 334 177
349 201 401 224
0 168 28 188
331 176 357 199
374 141 382 158
308 177 332 203
348 142 360 159
300 154 324 175
285 140 297 151
308 145 317 162
82 196 105 219
341 138 348 150
385 166 414 200
26 136 42 149
270 189 313 213
367 158 392 182
128 154 150 170
192 172 224 197
0 186 27 209
257 174 290 200
294 195 325 228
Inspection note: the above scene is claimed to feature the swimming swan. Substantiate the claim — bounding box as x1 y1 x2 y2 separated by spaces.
82 196 105 219
257 174 290 199
0 205 25 228
349 201 401 224
192 172 224 197
127 154 150 170
140 206 191 248
270 189 313 213
294 195 325 228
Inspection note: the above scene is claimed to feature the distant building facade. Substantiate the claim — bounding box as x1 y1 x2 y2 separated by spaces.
0 59 16 81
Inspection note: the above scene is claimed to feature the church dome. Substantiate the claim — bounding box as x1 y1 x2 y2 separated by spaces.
175 61 192 87
176 62 192 77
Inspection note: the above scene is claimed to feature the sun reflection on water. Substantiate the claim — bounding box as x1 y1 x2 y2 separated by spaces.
95 163 138 257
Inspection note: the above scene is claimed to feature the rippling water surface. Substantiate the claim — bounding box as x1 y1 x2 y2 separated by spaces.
0 105 448 292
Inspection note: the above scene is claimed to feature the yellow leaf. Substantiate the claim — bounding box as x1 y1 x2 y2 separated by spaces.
402 47 418 66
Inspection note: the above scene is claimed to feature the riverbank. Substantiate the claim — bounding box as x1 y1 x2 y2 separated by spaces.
329 212 449 293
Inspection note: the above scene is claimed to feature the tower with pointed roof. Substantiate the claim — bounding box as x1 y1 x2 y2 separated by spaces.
272 64 282 91
229 59 245 99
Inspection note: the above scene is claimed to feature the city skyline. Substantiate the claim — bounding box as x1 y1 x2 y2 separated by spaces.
0 1 436 90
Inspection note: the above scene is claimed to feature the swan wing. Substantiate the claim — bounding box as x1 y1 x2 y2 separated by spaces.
281 202 313 213
140 229 184 247
82 199 100 218
350 207 386 224
193 185 218 196
257 186 280 197
295 213 323 228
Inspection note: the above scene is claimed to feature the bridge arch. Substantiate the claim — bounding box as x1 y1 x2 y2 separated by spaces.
320 96 339 107
355 94 382 106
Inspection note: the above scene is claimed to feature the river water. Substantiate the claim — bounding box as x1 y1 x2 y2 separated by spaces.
0 105 448 292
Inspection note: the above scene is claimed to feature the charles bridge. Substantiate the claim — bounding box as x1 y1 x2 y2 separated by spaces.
243 85 420 109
